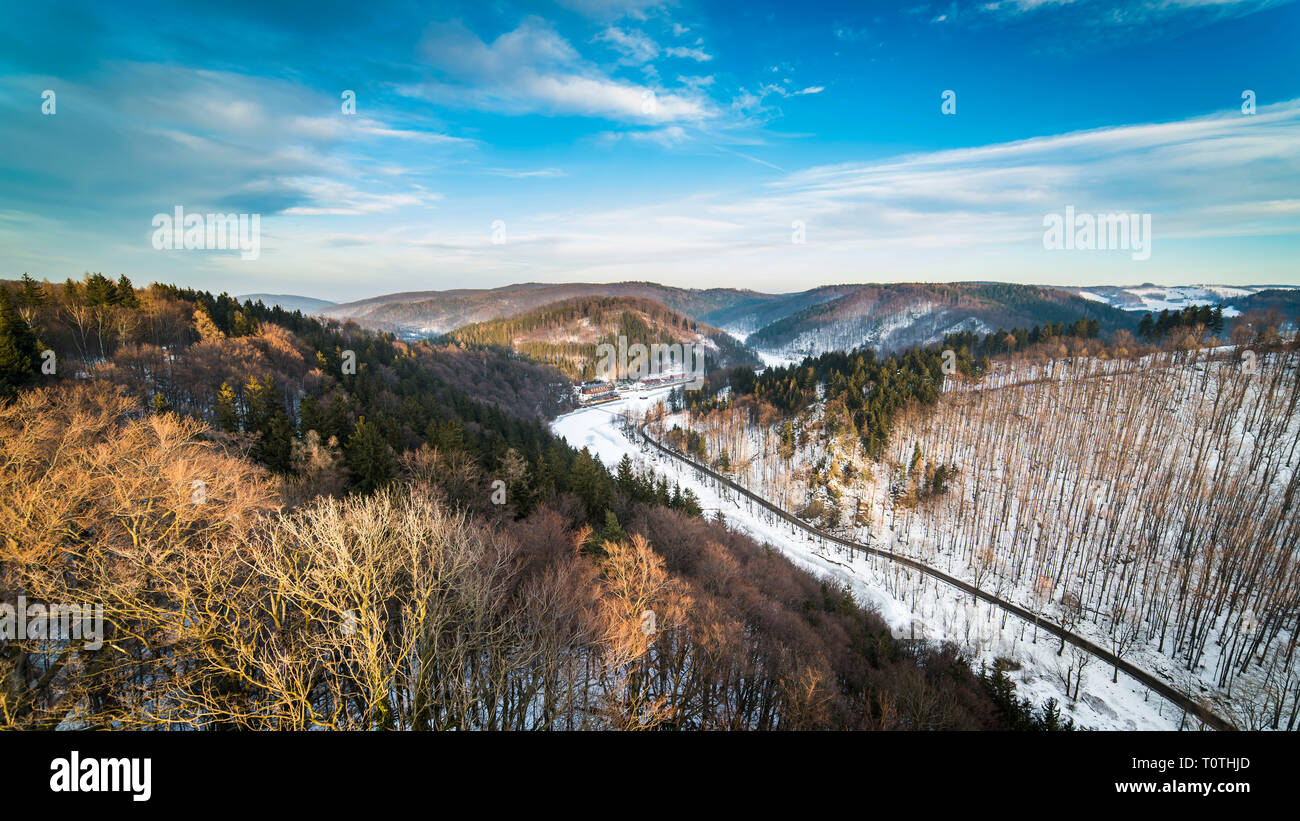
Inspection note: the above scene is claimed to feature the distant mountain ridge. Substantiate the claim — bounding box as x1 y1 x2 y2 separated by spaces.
742 282 1138 360
237 293 337 314
702 284 859 338
311 280 1296 361
321 282 779 335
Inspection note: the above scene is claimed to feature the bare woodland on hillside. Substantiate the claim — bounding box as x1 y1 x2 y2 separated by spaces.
649 333 1300 729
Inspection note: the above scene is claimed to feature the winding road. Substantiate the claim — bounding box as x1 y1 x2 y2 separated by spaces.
633 423 1235 731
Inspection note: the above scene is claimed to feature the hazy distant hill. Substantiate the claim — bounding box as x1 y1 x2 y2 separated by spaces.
238 293 337 314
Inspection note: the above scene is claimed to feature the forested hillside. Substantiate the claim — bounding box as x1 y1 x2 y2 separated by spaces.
448 295 759 379
324 281 779 335
745 282 1135 359
0 273 1031 731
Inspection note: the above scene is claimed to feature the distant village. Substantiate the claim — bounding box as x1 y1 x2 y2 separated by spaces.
574 371 698 406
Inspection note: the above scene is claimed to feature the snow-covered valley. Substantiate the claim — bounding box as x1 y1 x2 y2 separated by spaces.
552 388 1196 730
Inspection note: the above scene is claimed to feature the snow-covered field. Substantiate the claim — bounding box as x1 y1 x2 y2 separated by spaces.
552 388 1189 730
1068 283 1300 315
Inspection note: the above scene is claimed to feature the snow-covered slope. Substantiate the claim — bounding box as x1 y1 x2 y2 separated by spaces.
744 283 1132 361
551 391 1185 730
1063 283 1298 315
771 306 996 363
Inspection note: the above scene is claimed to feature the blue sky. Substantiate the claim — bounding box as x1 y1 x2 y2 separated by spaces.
1 0 1297 300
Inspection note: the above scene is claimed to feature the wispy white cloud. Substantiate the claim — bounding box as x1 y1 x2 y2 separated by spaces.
713 144 786 171
278 178 441 215
486 167 568 178
406 18 717 126
0 63 461 222
626 125 689 145
833 23 871 40
557 0 669 21
289 116 473 144
964 0 1293 29
593 26 660 64
742 99 1300 245
676 74 715 89
980 0 1078 12
664 45 713 61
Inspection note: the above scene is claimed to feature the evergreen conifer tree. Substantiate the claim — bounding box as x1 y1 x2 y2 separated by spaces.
345 416 396 493
0 288 40 398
